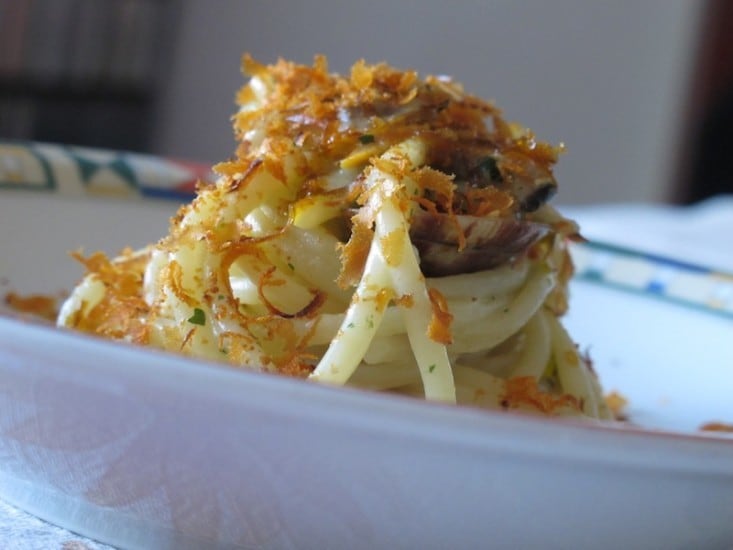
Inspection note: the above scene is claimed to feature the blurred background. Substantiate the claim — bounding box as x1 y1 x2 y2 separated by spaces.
0 0 730 205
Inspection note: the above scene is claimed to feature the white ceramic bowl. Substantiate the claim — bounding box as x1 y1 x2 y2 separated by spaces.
1 142 731 549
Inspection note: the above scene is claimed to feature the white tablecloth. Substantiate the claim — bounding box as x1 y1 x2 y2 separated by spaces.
0 497 111 550
1 195 731 549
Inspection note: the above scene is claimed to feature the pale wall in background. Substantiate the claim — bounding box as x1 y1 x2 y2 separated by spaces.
151 1 701 204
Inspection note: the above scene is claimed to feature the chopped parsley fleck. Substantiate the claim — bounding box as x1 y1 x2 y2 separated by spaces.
428 364 436 373
476 156 502 182
347 322 355 329
359 134 375 144
217 294 225 300
188 307 206 326
220 348 229 355
287 262 295 271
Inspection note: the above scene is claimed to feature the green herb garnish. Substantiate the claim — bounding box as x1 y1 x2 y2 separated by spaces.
476 156 502 182
188 307 206 326
428 364 436 373
359 134 375 144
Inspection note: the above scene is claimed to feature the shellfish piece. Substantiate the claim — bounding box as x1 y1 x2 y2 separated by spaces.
409 211 550 277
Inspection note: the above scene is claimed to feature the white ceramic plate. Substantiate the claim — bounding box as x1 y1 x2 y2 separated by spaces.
1 143 732 549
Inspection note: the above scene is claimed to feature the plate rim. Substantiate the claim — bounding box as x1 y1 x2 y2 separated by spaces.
2 315 732 459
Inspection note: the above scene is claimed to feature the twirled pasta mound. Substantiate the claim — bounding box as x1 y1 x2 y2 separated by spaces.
59 56 611 419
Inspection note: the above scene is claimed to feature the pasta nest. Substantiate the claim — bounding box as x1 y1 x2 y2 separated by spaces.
58 56 611 419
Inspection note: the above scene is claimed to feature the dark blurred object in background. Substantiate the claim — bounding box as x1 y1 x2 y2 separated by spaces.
676 0 733 203
0 0 178 152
